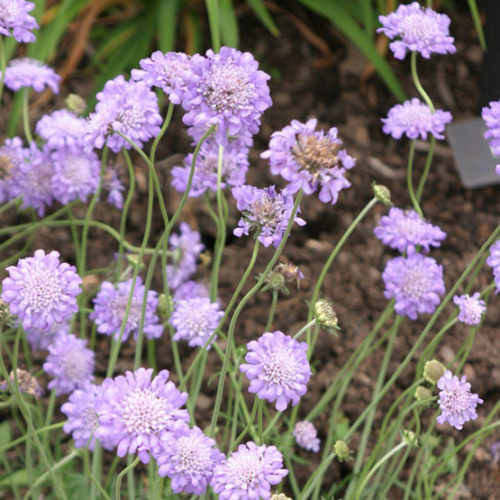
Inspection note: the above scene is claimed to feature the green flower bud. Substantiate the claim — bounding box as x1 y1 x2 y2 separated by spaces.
271 495 292 500
372 182 392 206
66 93 86 115
414 385 433 403
314 299 339 330
158 294 170 318
0 299 14 327
334 440 350 462
423 359 445 385
401 429 419 448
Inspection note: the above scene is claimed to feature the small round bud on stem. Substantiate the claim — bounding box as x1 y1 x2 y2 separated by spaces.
334 440 351 462
66 93 86 115
423 359 446 384
158 293 170 318
372 182 392 206
271 494 292 500
414 385 433 403
401 429 419 448
314 299 339 330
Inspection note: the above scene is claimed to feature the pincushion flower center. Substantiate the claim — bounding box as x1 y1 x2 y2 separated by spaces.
252 194 283 225
292 134 339 173
64 157 91 185
0 2 21 24
62 349 90 380
263 346 296 386
118 103 144 130
401 267 431 300
122 388 168 435
176 436 210 474
22 266 62 312
111 296 142 329
399 14 439 41
440 387 468 414
229 454 262 490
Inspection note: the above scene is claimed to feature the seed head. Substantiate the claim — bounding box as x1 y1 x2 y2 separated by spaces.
423 359 445 385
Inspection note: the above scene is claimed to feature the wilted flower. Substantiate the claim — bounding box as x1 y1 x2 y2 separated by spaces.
240 330 311 411
453 293 486 326
2 58 60 93
232 185 305 248
314 299 339 330
0 0 38 43
374 207 446 253
211 442 288 500
94 368 189 463
437 370 483 430
293 421 320 452
262 118 355 205
377 2 456 60
382 99 452 141
0 369 43 398
486 239 500 293
102 166 125 209
43 332 94 396
36 110 88 150
0 137 26 203
90 277 163 343
1 250 82 330
383 251 445 320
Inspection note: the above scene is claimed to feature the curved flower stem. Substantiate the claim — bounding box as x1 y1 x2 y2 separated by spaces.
416 135 435 202
301 452 336 499
293 319 316 340
22 89 33 144
410 52 434 112
406 140 423 217
149 101 174 166
232 397 259 449
265 289 279 330
115 456 140 500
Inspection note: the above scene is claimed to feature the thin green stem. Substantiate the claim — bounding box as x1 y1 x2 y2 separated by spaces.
115 456 140 499
265 290 279 331
22 88 33 143
416 135 435 202
293 319 316 340
407 140 423 217
411 52 434 111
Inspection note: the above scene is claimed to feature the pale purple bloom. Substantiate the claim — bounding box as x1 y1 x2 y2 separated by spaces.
170 297 223 349
86 75 162 153
0 136 26 203
43 332 94 396
171 137 249 197
486 240 500 293
0 0 38 42
166 222 204 290
2 58 60 93
382 251 445 320
89 277 163 343
153 426 224 494
382 99 452 140
453 293 485 326
24 321 69 351
131 51 192 104
240 330 311 411
261 118 355 205
293 421 320 453
1 250 82 330
181 47 272 145
437 370 483 430
211 442 288 500
94 367 189 463
36 110 88 150
482 101 500 174
51 146 100 204
61 382 114 450
102 166 125 209
374 207 446 253
172 280 210 302
491 440 500 463
377 2 456 60
232 185 306 248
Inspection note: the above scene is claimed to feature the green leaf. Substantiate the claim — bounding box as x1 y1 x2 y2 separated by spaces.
246 0 279 36
156 0 179 52
0 422 11 448
62 473 90 500
220 0 239 47
0 468 28 487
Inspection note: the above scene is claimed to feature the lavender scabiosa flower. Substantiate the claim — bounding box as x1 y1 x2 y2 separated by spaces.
261 118 355 205
437 370 483 430
181 46 272 145
94 367 189 463
172 280 210 302
153 426 224 494
240 330 311 411
377 2 456 60
482 101 500 174
2 58 60 93
51 146 100 204
382 99 452 140
132 51 192 104
86 75 162 153
374 207 446 253
232 185 306 248
102 166 125 209
211 442 288 500
166 222 204 290
43 333 94 395
293 421 320 453
382 251 445 320
61 382 113 451
171 138 249 197
0 136 26 203
170 297 223 349
487 240 500 293
0 0 38 42
36 110 88 150
89 277 163 343
24 321 69 351
1 250 82 329
453 293 485 326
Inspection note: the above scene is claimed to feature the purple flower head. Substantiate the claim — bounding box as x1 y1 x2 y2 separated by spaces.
153 426 224 494
232 185 306 248
166 222 204 290
487 240 500 293
89 277 163 343
172 280 210 302
102 166 125 209
36 110 88 150
211 442 288 500
293 421 320 453
437 370 483 430
261 118 355 205
181 47 272 145
171 137 249 197
43 332 94 396
86 75 162 153
374 207 446 253
0 0 38 42
24 321 69 351
61 382 114 451
132 51 192 104
491 440 500 464
0 136 26 203
240 330 311 411
382 251 445 320
51 146 100 204
382 98 452 140
482 101 500 173
170 297 223 350
1 250 82 330
94 367 189 463
377 2 456 60
2 58 60 93
453 293 485 326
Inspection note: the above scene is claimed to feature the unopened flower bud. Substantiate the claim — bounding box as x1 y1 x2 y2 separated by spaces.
126 254 145 270
0 299 14 327
314 299 339 330
271 494 292 500
401 429 419 448
423 359 445 384
334 440 350 462
158 293 170 317
66 93 86 115
372 182 392 206
414 385 432 403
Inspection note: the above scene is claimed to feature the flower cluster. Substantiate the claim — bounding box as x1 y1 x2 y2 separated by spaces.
1 58 60 93
262 118 355 205
453 293 485 326
0 0 38 43
487 240 500 293
482 101 500 175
